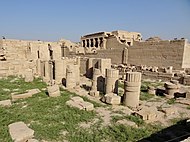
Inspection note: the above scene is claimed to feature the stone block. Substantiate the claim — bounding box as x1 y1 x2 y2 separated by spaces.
80 101 94 111
0 99 11 107
11 89 41 101
89 90 99 97
27 139 39 142
8 121 34 142
116 119 138 128
66 100 83 110
25 70 34 82
47 85 60 97
105 93 121 105
71 96 84 102
160 107 177 116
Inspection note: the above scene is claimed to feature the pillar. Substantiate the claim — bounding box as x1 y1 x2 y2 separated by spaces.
91 68 101 91
123 72 142 107
36 59 41 75
54 60 64 84
66 65 76 88
105 69 119 94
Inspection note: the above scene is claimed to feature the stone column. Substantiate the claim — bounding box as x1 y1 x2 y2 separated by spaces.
54 60 64 84
105 69 119 94
123 72 142 107
90 68 101 97
36 59 41 75
43 60 50 83
66 65 76 89
102 38 106 49
97 38 100 48
91 68 101 91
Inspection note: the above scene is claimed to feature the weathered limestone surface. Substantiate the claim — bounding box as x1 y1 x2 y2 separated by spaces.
105 93 121 105
24 70 34 82
105 69 119 94
11 89 41 101
147 85 156 95
0 99 11 106
164 82 179 96
8 121 34 142
47 85 60 97
66 96 94 111
123 72 142 107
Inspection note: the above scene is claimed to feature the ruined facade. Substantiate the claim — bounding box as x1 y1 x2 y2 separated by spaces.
0 30 190 83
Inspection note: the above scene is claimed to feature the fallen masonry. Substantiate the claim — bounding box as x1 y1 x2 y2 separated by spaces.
0 99 11 107
66 96 94 111
47 85 61 97
8 121 35 142
11 89 41 101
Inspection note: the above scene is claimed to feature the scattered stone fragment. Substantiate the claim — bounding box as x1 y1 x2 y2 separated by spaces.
147 85 156 95
164 82 179 96
176 98 190 105
105 93 121 105
159 106 177 116
11 89 41 101
71 96 84 102
89 90 99 97
27 139 39 142
66 96 94 111
66 100 83 110
47 85 60 97
0 99 11 107
134 106 157 121
116 119 138 128
80 101 94 111
8 121 34 142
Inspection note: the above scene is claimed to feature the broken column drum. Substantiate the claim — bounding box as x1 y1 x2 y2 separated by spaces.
105 69 119 94
164 82 179 96
66 65 76 88
91 68 101 91
123 72 142 107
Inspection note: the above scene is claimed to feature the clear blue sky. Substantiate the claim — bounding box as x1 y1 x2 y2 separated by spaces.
0 0 190 42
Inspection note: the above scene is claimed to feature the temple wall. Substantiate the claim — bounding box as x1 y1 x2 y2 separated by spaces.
128 40 185 69
182 40 190 68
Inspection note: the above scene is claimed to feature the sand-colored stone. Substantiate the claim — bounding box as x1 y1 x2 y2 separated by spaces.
123 72 141 107
8 121 34 142
0 99 11 107
105 93 121 105
11 89 41 101
47 85 60 97
105 69 119 94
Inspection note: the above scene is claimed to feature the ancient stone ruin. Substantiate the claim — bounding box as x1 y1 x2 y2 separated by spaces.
1 30 190 141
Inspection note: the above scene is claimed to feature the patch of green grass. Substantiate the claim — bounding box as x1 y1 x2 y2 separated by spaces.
167 98 176 104
118 81 124 89
0 76 47 100
140 92 154 101
111 115 144 126
68 123 163 142
0 76 96 141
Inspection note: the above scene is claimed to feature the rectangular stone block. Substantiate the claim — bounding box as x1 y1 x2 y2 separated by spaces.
8 121 34 142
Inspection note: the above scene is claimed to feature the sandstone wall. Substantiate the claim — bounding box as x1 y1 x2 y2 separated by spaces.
128 40 185 69
81 48 124 64
106 36 128 49
0 39 62 77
